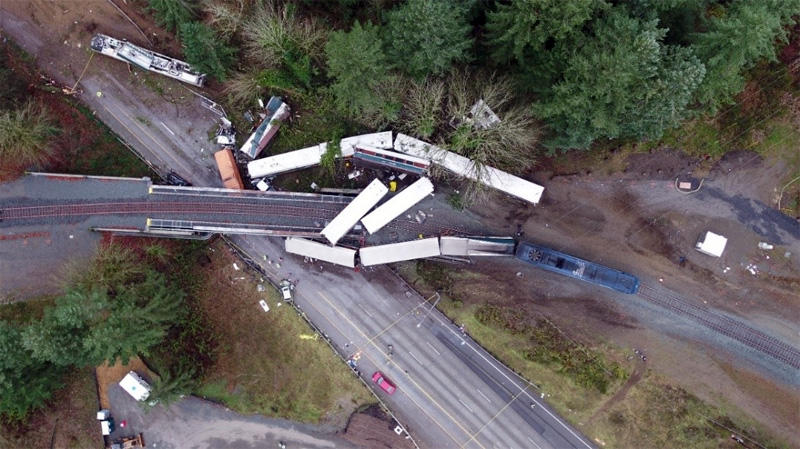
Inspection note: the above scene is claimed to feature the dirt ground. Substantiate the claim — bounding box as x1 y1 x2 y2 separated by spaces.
1 0 797 446
95 356 157 410
451 148 800 445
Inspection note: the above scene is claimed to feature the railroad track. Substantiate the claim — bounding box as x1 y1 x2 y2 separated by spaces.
638 284 800 369
0 200 345 222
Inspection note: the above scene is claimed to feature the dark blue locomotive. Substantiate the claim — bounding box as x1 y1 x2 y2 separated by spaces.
515 241 639 294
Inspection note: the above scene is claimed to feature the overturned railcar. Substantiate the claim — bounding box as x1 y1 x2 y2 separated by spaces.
515 241 639 294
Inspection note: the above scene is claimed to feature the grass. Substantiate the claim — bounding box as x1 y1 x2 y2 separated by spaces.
397 261 791 449
0 295 54 323
193 240 371 424
588 378 790 449
402 261 626 421
0 36 153 179
0 368 101 449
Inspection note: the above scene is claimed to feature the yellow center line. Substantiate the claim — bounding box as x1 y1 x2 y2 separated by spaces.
364 298 429 344
460 385 529 449
316 290 487 449
302 292 466 448
98 101 173 167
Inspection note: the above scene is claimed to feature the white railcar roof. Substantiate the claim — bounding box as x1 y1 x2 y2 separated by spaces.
393 133 544 204
360 177 434 234
321 179 388 245
247 143 327 178
285 237 356 267
359 238 441 266
340 131 394 156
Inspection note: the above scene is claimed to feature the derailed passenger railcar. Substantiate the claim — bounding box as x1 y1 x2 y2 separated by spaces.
515 241 639 294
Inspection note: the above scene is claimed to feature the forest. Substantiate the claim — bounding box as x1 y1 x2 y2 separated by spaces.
156 0 800 159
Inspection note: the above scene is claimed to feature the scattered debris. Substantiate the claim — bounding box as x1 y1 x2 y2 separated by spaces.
256 284 265 292
215 117 236 146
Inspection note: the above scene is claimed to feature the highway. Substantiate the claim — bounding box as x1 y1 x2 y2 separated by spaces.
0 15 596 446
233 234 595 449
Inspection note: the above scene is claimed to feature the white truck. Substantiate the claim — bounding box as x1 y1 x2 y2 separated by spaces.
279 279 294 301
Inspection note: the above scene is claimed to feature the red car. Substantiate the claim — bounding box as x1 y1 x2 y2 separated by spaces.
372 371 397 395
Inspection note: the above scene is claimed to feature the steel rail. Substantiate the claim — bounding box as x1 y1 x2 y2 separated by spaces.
638 285 800 369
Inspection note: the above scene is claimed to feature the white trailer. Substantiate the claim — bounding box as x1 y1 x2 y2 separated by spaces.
247 143 328 179
361 177 434 234
359 238 441 266
119 371 151 402
321 179 388 245
285 237 357 268
393 133 544 205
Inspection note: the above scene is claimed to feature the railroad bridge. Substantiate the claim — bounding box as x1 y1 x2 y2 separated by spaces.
0 173 472 242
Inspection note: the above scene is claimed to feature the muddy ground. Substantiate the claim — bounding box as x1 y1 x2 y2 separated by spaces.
1 0 798 446
456 148 800 444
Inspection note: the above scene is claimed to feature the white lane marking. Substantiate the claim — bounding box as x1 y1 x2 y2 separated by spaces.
426 341 441 355
427 312 594 449
457 398 474 414
527 437 543 449
160 121 176 136
476 388 492 403
357 304 374 318
408 351 422 364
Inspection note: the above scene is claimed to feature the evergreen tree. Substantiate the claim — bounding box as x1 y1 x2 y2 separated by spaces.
325 21 398 123
0 322 63 421
21 289 107 367
179 22 236 81
691 0 799 112
535 7 705 149
146 365 197 407
486 0 608 65
384 0 473 78
146 0 196 33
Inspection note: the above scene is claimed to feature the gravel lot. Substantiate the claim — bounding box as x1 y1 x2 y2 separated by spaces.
106 384 355 449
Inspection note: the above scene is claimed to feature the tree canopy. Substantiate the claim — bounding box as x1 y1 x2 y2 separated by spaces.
325 20 398 124
690 0 794 112
384 0 473 78
146 0 196 33
486 0 608 65
179 22 236 81
0 322 63 421
534 7 706 148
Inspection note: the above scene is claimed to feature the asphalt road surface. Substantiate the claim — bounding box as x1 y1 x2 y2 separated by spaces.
234 234 595 449
0 12 594 449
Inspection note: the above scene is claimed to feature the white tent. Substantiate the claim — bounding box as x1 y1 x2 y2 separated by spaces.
695 231 727 257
